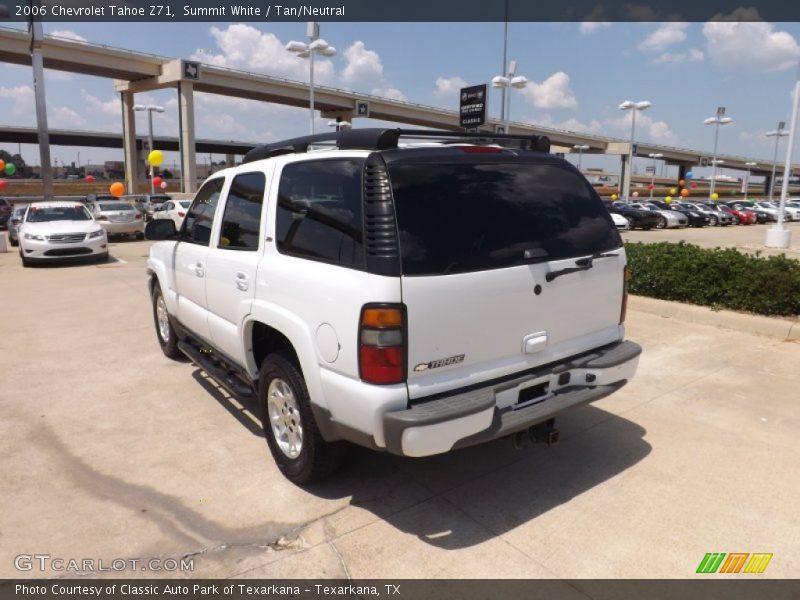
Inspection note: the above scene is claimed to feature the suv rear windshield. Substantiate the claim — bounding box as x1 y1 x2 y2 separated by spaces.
389 161 620 276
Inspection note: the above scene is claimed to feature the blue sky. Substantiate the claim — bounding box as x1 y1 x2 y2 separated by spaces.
2 18 800 178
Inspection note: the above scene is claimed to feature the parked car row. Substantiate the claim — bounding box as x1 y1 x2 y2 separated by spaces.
604 198 799 231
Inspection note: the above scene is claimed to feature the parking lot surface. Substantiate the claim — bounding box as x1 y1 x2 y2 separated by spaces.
623 220 800 259
0 239 798 579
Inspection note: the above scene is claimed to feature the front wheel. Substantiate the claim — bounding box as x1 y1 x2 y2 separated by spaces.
625 216 635 229
260 352 346 485
732 216 740 225
708 215 718 226
656 216 667 229
151 282 182 359
9 237 18 247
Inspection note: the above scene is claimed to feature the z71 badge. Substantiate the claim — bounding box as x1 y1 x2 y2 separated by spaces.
413 354 465 372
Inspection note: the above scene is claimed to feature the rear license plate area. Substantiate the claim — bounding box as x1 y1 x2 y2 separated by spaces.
516 381 550 408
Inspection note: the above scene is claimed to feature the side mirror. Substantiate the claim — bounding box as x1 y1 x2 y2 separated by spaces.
145 219 178 240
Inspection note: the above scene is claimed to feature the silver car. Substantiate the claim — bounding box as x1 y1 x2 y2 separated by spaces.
629 201 688 229
7 206 27 247
88 200 145 239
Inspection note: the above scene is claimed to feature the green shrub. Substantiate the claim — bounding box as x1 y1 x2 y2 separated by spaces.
625 242 800 317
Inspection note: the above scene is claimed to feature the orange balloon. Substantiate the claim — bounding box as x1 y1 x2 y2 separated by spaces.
679 179 686 187
0 160 5 171
680 188 690 197
109 182 125 197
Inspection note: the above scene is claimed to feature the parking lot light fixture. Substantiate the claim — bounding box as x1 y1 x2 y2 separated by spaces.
133 104 166 195
492 60 528 134
647 153 663 198
573 144 590 171
286 22 337 135
704 107 733 200
619 100 651 202
766 123 789 201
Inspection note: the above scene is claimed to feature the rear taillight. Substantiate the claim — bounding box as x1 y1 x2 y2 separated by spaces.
178 211 185 217
135 213 142 220
358 304 406 385
620 266 630 324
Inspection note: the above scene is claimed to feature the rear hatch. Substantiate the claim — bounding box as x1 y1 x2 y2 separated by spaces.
386 150 626 400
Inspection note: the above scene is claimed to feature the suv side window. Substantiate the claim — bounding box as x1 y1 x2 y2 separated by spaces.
276 159 364 268
180 178 225 245
218 172 266 251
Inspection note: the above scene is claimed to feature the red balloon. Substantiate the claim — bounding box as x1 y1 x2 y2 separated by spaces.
85 175 95 183
152 176 163 188
0 179 6 190
647 183 655 190
690 182 698 189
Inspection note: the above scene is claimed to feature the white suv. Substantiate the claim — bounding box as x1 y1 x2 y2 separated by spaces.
145 129 641 484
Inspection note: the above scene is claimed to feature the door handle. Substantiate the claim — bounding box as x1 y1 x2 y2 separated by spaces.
194 262 204 278
235 272 249 291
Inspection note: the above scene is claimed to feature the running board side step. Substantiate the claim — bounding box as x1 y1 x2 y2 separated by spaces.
178 341 256 400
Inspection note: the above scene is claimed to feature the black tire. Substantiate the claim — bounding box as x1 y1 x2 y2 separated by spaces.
656 216 667 229
732 216 740 225
135 231 145 240
151 282 182 360
95 252 109 263
259 351 346 485
708 215 718 226
625 216 635 229
9 237 18 247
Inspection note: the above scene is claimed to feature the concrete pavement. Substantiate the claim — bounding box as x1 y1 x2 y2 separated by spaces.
0 239 797 579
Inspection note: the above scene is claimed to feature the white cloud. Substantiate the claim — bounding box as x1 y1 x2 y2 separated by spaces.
0 85 34 120
654 48 705 63
49 30 88 43
341 41 383 84
81 91 119 118
703 9 800 72
639 22 689 52
533 113 605 134
521 72 578 109
433 76 468 99
580 22 611 34
191 24 335 83
612 111 679 145
371 86 407 101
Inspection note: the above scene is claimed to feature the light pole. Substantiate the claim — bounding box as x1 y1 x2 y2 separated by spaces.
573 144 589 172
648 152 663 198
619 100 651 201
743 162 757 199
492 60 528 134
286 22 337 135
704 107 733 199
766 122 788 201
133 104 165 195
766 63 800 249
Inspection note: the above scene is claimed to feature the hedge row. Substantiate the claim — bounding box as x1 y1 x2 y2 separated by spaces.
624 242 800 317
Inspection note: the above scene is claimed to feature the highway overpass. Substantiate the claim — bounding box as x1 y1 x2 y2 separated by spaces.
1 25 797 193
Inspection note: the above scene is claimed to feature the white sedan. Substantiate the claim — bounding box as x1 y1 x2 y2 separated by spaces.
610 212 630 230
152 200 191 230
18 202 108 267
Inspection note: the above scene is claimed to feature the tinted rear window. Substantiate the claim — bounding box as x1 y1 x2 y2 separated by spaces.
390 162 620 276
98 203 134 211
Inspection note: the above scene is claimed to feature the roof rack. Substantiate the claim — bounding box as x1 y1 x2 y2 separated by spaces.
242 128 550 163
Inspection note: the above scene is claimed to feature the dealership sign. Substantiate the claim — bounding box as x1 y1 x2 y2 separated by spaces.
460 84 487 129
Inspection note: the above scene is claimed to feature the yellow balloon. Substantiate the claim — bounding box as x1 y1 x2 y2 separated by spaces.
611 194 618 201
665 196 672 203
711 192 719 201
669 188 677 195
148 149 164 167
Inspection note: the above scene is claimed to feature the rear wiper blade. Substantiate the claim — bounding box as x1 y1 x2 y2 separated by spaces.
546 252 619 282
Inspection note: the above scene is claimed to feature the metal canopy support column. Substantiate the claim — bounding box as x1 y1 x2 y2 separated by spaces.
618 154 628 198
29 13 53 200
178 82 197 193
120 91 138 196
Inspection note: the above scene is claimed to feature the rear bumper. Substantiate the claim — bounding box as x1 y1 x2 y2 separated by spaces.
382 340 641 457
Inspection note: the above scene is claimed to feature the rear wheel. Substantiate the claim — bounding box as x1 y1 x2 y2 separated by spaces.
9 236 18 247
259 352 346 485
625 216 635 229
151 282 182 360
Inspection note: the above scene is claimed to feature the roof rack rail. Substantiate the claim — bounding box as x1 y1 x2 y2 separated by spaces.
242 128 550 163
